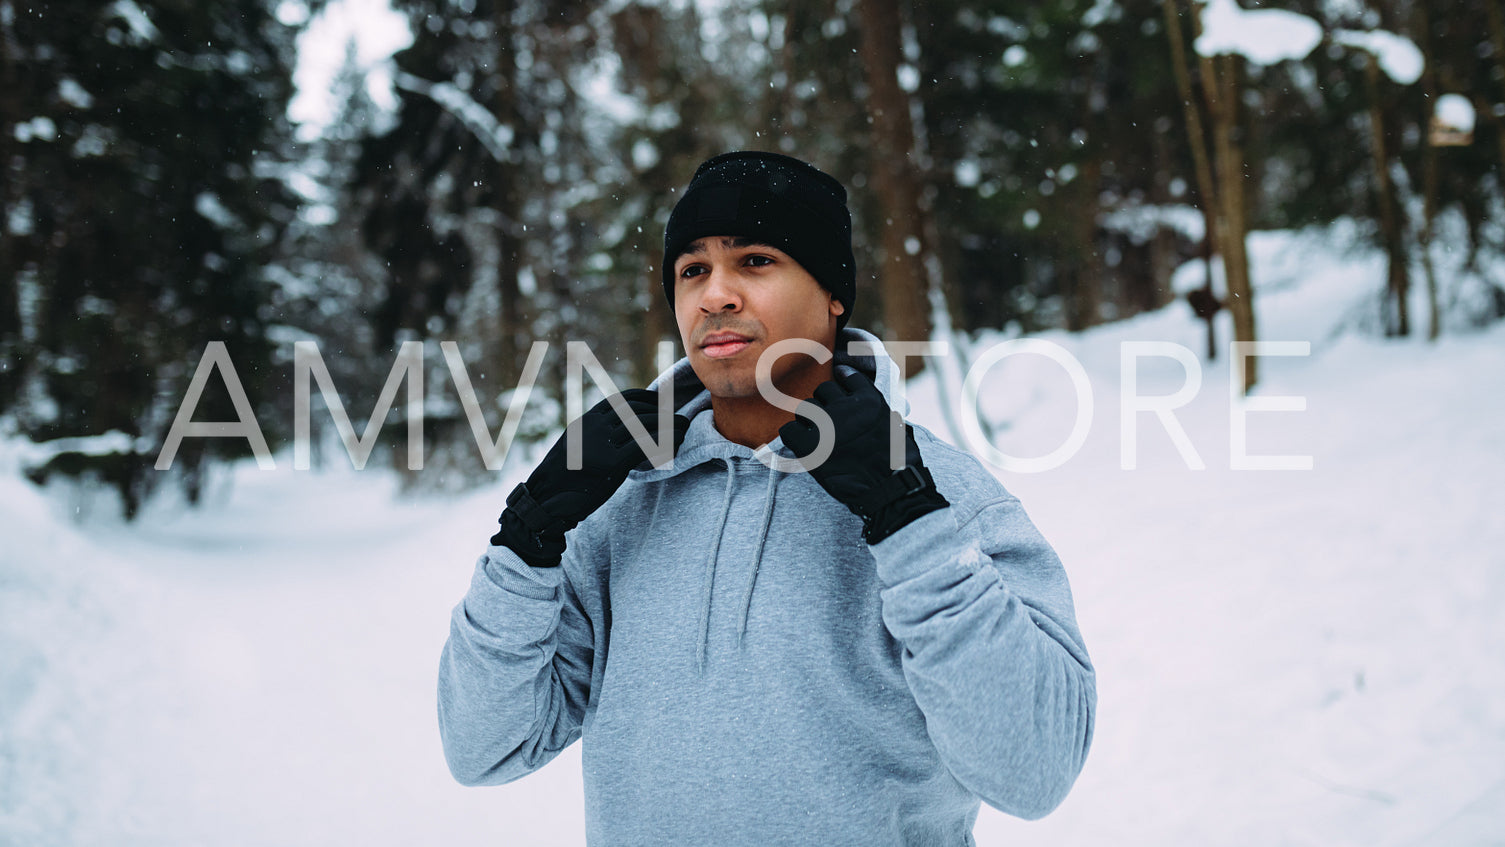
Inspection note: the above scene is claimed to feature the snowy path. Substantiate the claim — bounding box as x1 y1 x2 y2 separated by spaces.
4 467 590 846
5 315 1504 844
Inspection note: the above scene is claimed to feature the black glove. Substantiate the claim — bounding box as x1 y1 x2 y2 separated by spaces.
493 389 690 566
779 369 949 544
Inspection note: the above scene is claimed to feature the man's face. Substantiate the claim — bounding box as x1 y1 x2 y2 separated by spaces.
673 236 843 402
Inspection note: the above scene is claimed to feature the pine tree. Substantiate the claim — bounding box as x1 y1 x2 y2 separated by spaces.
0 0 300 516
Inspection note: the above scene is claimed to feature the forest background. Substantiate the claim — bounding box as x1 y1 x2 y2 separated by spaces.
3 0 1504 514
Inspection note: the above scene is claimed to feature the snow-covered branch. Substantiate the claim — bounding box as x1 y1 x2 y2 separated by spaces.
1192 0 1424 85
1193 0 1321 65
393 72 514 163
1332 29 1422 84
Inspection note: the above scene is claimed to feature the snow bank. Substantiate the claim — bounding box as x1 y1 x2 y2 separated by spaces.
0 460 164 845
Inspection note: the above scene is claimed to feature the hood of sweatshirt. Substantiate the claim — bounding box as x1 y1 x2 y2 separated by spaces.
629 326 902 670
639 325 906 475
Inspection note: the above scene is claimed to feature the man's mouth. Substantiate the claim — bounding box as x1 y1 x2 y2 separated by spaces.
700 332 753 359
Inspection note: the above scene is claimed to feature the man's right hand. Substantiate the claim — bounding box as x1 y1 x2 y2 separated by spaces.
492 389 690 567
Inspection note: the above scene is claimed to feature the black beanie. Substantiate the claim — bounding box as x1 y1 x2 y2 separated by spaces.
662 151 856 328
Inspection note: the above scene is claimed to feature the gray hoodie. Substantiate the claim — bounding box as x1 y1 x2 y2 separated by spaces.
438 328 1095 845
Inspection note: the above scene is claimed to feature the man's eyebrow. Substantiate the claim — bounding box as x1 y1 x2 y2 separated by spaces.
681 236 773 257
724 236 770 249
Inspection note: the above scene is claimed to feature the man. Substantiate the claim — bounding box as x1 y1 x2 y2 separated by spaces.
438 151 1096 844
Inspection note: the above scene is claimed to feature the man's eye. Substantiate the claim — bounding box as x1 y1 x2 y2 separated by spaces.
745 255 773 267
679 265 706 279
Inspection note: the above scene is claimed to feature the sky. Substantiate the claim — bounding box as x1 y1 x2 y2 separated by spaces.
285 0 412 141
283 0 744 141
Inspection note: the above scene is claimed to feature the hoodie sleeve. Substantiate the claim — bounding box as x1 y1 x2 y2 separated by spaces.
436 540 597 786
870 497 1096 820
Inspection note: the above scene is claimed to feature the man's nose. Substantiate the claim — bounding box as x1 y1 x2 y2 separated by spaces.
698 268 742 313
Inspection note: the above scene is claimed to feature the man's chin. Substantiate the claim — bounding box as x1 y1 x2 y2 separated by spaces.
703 380 761 402
690 361 759 401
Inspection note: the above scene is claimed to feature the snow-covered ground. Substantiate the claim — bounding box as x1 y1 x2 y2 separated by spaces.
4 228 1504 845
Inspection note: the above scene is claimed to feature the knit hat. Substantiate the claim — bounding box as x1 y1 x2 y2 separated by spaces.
662 151 856 328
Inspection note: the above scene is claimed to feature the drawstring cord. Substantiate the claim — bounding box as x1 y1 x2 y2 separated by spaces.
696 460 737 673
696 459 782 671
736 466 780 645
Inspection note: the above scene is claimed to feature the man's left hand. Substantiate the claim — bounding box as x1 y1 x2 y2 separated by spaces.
779 369 949 544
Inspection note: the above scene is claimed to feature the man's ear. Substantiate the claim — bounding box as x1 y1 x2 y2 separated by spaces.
829 296 845 318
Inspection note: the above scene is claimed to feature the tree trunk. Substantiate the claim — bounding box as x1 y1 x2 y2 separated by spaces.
1148 227 1177 313
1163 0 1223 360
1162 0 1220 262
1416 2 1441 341
0 14 22 405
491 0 524 385
903 1 979 447
1364 55 1409 337
1201 48 1258 391
1486 0 1505 178
1063 158 1102 331
1145 115 1179 315
639 277 676 386
857 0 933 375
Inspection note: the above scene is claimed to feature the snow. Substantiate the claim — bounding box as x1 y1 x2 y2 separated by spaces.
1194 0 1322 66
1435 94 1476 134
631 138 659 171
12 117 58 144
1191 0 1423 84
955 159 982 187
56 79 94 110
955 321 1505 845
193 192 239 229
1082 0 1118 29
4 228 1505 844
107 0 159 45
897 64 921 93
1333 29 1424 85
1100 204 1206 244
1319 0 1367 24
11 431 141 466
578 52 646 126
6 196 33 236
